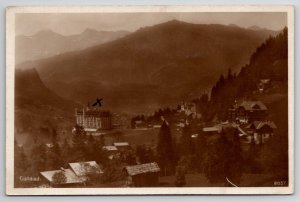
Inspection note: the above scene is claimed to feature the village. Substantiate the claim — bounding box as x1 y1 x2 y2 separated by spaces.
19 76 278 188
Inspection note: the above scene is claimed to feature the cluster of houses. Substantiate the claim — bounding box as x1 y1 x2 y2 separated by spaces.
202 100 277 145
40 141 161 187
178 101 201 118
40 161 103 187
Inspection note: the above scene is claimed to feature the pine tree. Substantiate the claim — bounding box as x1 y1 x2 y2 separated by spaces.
157 120 175 176
227 68 233 81
30 143 47 173
180 123 193 156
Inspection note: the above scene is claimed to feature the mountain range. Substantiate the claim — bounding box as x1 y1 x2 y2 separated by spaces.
16 20 279 114
16 29 130 65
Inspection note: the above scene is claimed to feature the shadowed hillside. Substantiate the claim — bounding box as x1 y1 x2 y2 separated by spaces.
17 20 278 114
15 68 80 133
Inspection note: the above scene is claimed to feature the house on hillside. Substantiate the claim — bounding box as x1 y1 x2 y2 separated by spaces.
40 168 84 187
124 162 160 187
178 101 201 117
246 121 277 144
228 100 268 124
69 161 103 182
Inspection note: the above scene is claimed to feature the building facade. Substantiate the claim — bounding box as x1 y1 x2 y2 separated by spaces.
75 108 112 130
228 100 268 124
124 162 160 187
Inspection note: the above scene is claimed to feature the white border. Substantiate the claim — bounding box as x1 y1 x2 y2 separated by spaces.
6 5 295 195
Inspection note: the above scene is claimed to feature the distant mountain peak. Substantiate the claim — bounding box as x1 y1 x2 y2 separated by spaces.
248 25 263 30
228 24 240 28
163 19 186 25
81 28 99 35
34 29 61 37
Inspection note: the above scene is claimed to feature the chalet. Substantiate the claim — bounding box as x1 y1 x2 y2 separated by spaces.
68 161 103 182
75 107 112 131
124 162 160 187
246 121 277 144
113 142 130 151
228 100 268 124
258 79 271 93
102 145 119 159
40 168 83 187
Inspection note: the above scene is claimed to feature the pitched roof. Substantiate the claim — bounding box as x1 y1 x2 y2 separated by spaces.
125 162 160 176
240 101 267 111
113 142 129 147
253 121 277 129
102 145 118 151
248 121 277 130
69 161 103 177
76 109 110 117
84 128 97 132
40 169 83 184
203 126 220 132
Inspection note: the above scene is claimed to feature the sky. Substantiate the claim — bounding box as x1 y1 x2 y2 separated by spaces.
15 12 287 36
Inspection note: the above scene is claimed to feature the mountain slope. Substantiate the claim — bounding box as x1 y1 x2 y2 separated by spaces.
17 20 278 114
202 28 288 121
15 68 80 132
16 29 129 65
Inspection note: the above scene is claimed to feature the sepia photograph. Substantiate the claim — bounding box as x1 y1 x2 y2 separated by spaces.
6 5 294 195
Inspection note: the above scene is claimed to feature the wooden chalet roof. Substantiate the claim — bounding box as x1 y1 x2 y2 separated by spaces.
114 142 129 147
203 126 220 132
69 161 103 177
247 121 277 130
102 145 118 151
240 101 267 111
40 169 83 184
125 162 160 176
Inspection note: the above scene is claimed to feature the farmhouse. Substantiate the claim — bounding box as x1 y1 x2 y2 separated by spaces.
124 162 160 187
228 100 268 124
